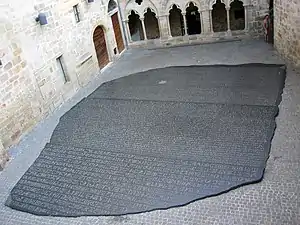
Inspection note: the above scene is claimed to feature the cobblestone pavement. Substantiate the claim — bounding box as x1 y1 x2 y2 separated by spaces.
1 40 299 225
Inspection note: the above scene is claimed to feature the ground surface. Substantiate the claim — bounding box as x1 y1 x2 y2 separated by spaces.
0 40 299 224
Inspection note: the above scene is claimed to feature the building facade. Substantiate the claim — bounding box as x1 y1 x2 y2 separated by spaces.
0 0 271 169
0 0 126 169
118 0 270 48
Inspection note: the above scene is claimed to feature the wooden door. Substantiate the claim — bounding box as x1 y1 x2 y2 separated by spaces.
111 13 125 53
93 26 109 69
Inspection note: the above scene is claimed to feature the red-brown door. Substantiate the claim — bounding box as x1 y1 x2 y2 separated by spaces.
93 26 109 69
111 12 125 53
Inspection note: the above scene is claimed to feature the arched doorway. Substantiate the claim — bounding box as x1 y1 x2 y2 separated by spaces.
169 5 184 36
93 26 109 69
128 11 144 41
230 0 245 31
212 0 227 32
186 2 201 35
144 8 160 39
108 0 125 53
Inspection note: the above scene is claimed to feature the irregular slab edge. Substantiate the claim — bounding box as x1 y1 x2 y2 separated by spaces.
5 64 286 217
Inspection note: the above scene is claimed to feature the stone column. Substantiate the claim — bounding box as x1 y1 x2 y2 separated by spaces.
166 15 172 37
124 20 132 42
182 13 188 36
140 17 148 40
0 140 9 171
244 5 249 30
201 10 211 34
209 10 214 33
199 11 204 33
226 7 231 32
156 16 162 39
157 14 171 39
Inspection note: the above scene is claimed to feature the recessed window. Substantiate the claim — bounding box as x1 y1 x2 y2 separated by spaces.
0 59 2 67
56 55 69 83
108 0 117 13
234 9 244 19
135 0 143 5
73 4 80 23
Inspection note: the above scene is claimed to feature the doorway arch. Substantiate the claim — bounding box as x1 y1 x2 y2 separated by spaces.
144 8 160 39
212 0 227 32
186 2 201 35
230 0 245 31
93 26 109 69
128 11 144 41
169 5 184 37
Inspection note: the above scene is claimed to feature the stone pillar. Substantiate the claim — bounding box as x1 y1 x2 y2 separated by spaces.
158 14 171 38
166 15 172 37
209 10 214 33
244 5 249 30
124 20 132 42
0 140 9 171
156 16 162 39
182 13 188 36
226 7 231 32
201 10 211 34
199 11 204 33
141 17 147 40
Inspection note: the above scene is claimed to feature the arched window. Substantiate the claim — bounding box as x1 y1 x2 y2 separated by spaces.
169 5 184 36
186 2 201 35
144 8 160 39
230 0 245 31
108 0 117 13
128 11 144 41
212 0 227 32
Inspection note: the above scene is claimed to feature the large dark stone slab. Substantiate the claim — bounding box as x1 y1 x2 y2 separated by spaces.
88 64 285 106
6 64 286 217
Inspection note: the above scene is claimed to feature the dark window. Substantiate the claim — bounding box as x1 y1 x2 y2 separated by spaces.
108 0 117 12
73 4 80 23
0 59 2 67
234 9 244 19
135 0 143 5
56 55 69 83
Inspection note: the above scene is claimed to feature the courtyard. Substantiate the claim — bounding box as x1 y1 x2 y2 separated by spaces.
0 40 299 224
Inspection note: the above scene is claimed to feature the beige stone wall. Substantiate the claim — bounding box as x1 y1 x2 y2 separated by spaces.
0 0 126 168
274 0 300 67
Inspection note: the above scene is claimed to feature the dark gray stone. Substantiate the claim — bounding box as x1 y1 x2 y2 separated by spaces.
5 64 285 217
88 64 285 106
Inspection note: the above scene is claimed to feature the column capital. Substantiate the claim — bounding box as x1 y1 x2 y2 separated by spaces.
140 17 144 21
182 12 186 16
226 6 230 11
158 13 169 17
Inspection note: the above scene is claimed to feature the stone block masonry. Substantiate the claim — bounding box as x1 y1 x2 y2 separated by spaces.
274 0 300 67
0 0 126 170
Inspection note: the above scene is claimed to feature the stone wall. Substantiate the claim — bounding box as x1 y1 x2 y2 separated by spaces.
0 0 126 169
274 0 300 67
